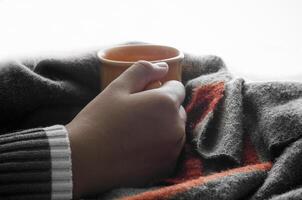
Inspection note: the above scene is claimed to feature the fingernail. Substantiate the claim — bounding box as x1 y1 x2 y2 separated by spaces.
156 62 168 68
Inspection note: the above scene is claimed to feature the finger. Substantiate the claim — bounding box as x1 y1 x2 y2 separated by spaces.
157 80 186 108
113 61 168 93
179 106 187 122
177 130 186 148
176 111 186 148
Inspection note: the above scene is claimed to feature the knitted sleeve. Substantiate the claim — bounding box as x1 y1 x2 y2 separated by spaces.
0 125 72 200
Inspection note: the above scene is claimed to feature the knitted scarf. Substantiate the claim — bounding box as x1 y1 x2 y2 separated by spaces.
101 54 302 200
1 51 302 200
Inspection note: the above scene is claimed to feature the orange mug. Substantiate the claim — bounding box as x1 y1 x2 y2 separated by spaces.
97 44 184 90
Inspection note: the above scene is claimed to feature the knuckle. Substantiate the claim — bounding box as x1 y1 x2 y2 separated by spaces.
106 80 122 91
172 80 185 92
156 93 177 111
135 61 154 74
168 80 184 88
164 80 185 97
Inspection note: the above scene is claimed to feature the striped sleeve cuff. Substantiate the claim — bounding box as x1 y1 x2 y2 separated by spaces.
44 125 73 200
0 125 72 199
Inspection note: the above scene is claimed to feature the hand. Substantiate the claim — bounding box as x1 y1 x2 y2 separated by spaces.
66 61 186 198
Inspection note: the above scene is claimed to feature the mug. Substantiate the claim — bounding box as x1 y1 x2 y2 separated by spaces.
97 44 184 90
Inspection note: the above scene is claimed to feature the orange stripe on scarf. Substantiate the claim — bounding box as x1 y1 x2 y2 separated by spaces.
161 82 225 184
243 134 260 165
122 162 272 200
186 82 225 135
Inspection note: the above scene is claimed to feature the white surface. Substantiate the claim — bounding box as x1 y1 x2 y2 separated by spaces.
0 0 301 81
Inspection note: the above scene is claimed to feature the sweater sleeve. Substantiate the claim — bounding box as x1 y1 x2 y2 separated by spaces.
0 125 72 200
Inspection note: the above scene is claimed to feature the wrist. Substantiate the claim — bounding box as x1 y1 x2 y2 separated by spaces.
66 122 116 197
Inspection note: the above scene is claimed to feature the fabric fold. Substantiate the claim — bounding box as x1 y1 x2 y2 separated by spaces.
197 78 245 166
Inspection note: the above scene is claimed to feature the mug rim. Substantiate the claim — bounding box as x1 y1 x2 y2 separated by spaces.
97 44 184 66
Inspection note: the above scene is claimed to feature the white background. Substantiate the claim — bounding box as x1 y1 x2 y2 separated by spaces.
0 0 301 81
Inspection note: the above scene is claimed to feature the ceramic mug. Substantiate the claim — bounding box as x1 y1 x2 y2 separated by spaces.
97 44 184 90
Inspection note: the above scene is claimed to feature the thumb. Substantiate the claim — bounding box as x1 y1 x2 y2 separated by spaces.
114 60 169 93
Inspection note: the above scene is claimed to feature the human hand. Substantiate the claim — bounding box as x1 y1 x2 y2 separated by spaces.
66 61 186 198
